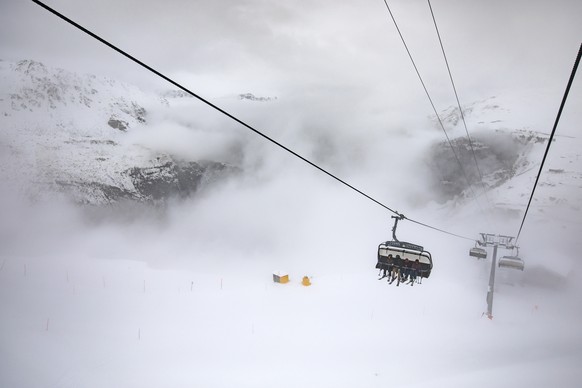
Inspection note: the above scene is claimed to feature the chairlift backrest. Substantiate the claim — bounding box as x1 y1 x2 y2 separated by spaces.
377 240 433 278
469 247 487 259
498 255 525 271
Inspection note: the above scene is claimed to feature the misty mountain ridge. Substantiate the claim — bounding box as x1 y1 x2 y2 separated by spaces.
0 59 240 205
427 126 548 202
0 59 579 221
425 95 581 219
238 93 277 102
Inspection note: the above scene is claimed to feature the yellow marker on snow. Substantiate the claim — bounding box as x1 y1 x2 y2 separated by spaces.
302 276 311 286
273 272 289 284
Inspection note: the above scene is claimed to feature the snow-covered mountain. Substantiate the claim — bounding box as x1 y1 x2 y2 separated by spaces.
0 59 239 205
424 95 581 225
1 59 579 223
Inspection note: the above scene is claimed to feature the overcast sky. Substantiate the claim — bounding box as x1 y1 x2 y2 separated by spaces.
2 0 581 118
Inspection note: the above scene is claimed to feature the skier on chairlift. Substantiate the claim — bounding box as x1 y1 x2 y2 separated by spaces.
401 258 411 282
385 254 395 278
409 259 421 285
389 255 401 284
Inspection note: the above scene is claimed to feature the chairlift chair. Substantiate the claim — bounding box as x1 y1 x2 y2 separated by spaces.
498 247 525 271
378 241 433 278
498 255 525 271
376 215 433 279
469 243 487 259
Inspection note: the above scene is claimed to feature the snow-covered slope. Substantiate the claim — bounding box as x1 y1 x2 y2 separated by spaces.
426 96 581 221
0 59 238 204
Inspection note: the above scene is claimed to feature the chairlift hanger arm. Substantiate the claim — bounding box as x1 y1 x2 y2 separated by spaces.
391 214 406 242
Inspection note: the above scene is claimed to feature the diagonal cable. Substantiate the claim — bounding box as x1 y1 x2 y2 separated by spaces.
427 0 493 211
32 0 477 242
380 0 487 214
515 42 581 244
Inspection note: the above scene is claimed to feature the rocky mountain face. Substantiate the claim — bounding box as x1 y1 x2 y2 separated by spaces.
422 96 558 205
238 93 276 102
423 95 582 237
0 59 239 205
426 127 548 203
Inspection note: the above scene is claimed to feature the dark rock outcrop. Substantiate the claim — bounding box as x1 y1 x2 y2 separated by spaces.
128 160 239 202
426 130 548 202
108 116 129 131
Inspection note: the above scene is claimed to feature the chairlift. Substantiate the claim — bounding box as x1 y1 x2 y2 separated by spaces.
498 247 525 271
376 215 433 279
469 242 487 259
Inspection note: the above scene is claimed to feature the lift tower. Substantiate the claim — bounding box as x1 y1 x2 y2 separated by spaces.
479 233 515 319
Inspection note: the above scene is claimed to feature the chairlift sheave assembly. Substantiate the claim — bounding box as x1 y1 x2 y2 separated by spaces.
376 215 433 281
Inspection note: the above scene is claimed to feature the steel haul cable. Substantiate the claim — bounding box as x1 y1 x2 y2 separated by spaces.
380 0 488 219
515 42 582 244
427 0 494 214
31 0 475 242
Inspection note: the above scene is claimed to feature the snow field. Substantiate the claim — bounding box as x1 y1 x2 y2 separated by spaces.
1 238 581 388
